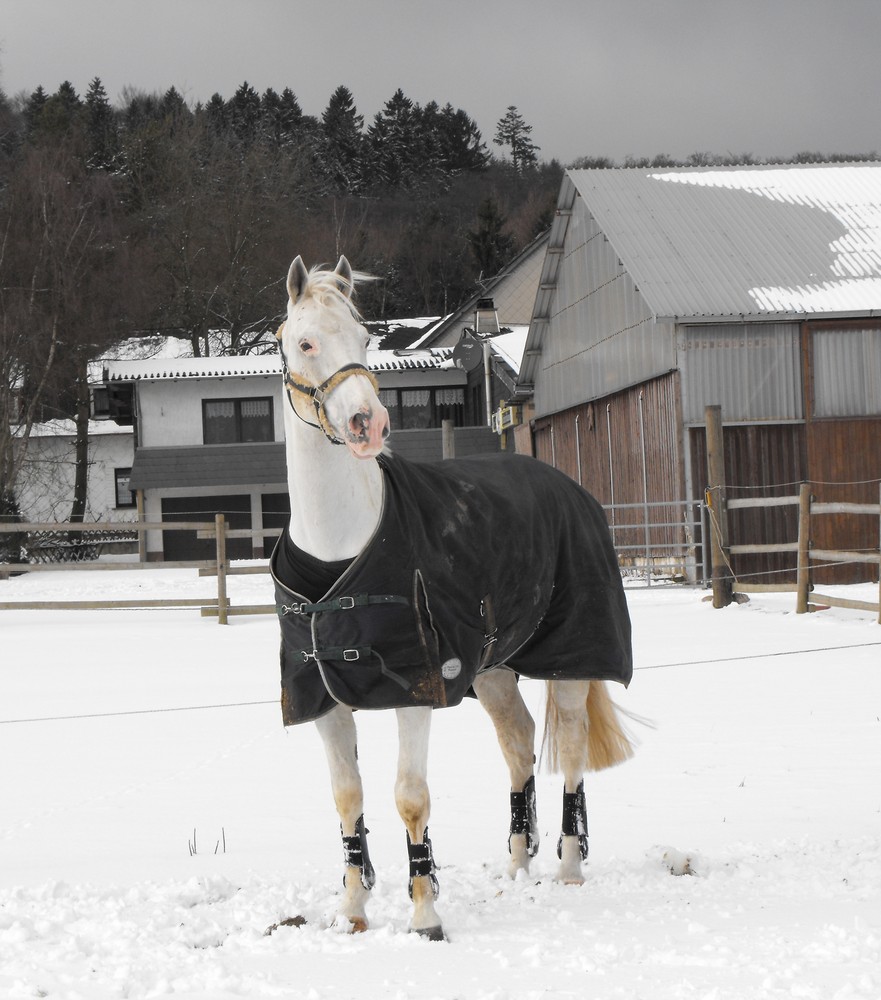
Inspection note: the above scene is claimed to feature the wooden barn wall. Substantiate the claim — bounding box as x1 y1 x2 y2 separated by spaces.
805 418 881 585
690 424 806 586
531 372 688 572
688 419 880 586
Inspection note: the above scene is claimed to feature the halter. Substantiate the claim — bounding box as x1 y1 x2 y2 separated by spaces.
276 322 379 446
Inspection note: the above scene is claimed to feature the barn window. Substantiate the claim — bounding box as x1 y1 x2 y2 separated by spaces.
203 397 274 444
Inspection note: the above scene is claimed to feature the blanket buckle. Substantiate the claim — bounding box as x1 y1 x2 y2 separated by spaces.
280 602 307 616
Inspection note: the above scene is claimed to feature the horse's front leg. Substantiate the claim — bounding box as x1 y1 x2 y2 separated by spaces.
315 704 374 932
395 706 444 940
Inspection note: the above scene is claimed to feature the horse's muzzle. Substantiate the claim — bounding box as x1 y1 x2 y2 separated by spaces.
345 402 390 459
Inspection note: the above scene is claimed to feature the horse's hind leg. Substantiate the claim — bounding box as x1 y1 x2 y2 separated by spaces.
473 668 538 877
315 705 373 932
545 679 592 885
395 706 444 940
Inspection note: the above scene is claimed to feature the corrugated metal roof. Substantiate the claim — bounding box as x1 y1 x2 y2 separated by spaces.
106 348 455 382
567 162 881 320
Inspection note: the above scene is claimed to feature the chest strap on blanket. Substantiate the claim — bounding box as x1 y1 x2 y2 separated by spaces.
278 593 409 617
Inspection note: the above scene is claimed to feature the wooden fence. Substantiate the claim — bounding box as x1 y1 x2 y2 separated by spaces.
5 483 879 624
719 483 881 622
0 517 280 624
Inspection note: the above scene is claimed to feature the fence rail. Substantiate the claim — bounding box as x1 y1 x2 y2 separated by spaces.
0 516 245 623
724 483 881 622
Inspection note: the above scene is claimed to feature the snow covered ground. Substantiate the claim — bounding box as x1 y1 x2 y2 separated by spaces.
1 566 879 999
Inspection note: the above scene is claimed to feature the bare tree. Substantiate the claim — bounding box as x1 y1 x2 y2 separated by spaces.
1 139 131 525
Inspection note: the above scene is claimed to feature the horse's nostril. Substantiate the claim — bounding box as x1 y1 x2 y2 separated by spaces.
350 412 369 439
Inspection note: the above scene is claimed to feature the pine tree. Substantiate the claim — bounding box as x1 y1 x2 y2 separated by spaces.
228 81 261 143
84 77 118 170
493 105 539 172
435 104 489 174
466 197 514 277
203 93 228 135
319 85 365 192
368 89 423 187
22 86 48 139
158 87 190 125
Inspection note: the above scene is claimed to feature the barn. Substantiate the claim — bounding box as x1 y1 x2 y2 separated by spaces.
513 163 881 585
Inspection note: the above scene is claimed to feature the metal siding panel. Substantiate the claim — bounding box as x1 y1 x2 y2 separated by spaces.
812 327 881 416
533 199 675 418
681 323 803 423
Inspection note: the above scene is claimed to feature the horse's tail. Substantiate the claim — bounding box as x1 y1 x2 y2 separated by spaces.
542 680 635 773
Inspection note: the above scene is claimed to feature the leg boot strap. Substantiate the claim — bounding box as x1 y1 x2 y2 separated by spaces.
341 814 376 890
556 779 589 861
407 828 439 900
509 774 539 858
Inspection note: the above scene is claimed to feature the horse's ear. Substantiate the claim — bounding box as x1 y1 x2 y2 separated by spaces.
287 256 309 303
334 256 354 299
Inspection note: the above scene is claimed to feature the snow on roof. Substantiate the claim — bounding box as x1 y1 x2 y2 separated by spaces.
16 419 133 438
105 347 456 382
97 319 458 383
491 327 529 375
567 162 881 319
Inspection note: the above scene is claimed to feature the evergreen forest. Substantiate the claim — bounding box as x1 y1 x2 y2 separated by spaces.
1 76 877 525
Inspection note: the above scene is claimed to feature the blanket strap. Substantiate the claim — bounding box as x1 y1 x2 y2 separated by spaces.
301 645 411 690
479 595 498 668
278 593 409 617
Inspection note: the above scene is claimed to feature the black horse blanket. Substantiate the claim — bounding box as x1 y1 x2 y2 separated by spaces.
271 452 632 725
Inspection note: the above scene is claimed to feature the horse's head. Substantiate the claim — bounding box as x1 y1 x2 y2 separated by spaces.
277 256 390 459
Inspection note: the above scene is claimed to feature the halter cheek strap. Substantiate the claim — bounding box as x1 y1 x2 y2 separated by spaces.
276 322 379 446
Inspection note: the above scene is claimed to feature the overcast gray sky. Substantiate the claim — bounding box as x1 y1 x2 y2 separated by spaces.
2 0 879 165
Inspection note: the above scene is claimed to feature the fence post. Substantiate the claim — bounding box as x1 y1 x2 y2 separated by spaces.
705 404 732 608
442 419 455 460
136 490 147 563
796 482 811 614
215 513 228 625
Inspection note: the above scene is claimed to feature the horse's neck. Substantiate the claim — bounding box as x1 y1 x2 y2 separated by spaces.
283 410 384 563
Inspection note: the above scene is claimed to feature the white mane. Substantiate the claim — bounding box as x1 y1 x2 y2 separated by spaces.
297 264 373 323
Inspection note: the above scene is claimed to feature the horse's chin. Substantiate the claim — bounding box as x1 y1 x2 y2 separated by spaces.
345 440 385 461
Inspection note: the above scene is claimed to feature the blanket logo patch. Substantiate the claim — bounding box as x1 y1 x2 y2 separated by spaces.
441 657 462 680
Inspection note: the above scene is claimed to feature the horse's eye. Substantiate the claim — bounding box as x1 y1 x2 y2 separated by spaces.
299 339 314 354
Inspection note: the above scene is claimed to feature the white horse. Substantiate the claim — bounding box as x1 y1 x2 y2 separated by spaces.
272 256 634 941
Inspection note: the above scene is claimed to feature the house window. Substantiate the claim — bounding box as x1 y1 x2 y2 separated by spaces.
378 388 465 430
203 397 274 444
115 468 135 508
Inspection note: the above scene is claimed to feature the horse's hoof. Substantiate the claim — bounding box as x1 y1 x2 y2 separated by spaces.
348 916 369 934
413 925 446 942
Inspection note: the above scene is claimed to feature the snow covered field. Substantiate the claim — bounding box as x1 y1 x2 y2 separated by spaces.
1 566 879 999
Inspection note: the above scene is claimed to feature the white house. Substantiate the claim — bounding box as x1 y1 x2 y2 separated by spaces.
14 419 136 525
107 344 499 561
